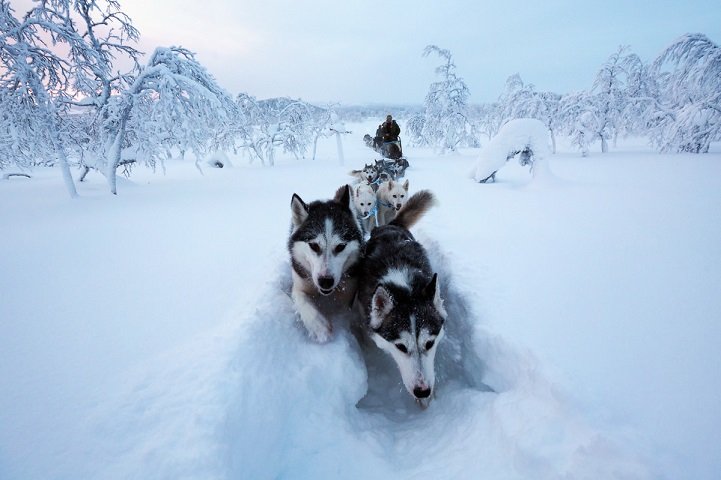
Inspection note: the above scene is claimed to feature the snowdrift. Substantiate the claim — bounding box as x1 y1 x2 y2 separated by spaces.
471 118 552 183
74 239 652 480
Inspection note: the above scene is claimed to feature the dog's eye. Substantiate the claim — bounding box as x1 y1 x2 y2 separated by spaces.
425 340 435 350
395 343 408 354
309 242 321 254
392 194 397 198
333 243 346 254
400 194 405 198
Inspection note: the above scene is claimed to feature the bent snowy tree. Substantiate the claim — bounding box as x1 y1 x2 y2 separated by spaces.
470 118 552 183
98 46 236 194
649 33 721 153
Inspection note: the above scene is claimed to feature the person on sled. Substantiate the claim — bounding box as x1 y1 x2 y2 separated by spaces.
378 114 402 159
379 114 400 142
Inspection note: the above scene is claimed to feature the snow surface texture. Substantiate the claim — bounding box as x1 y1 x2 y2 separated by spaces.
471 118 552 183
1 121 720 479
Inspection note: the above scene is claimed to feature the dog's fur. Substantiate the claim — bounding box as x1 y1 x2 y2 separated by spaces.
356 190 445 407
352 182 378 236
363 134 374 149
349 158 409 190
348 163 382 189
376 178 409 226
288 185 363 342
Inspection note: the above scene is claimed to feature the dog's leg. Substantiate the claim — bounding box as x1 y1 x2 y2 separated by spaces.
291 279 332 343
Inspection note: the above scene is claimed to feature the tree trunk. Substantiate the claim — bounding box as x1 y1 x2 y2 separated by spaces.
335 131 344 165
312 134 319 161
49 124 78 198
79 166 91 182
107 104 132 195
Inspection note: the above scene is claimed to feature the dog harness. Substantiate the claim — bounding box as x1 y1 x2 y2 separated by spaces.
359 203 380 228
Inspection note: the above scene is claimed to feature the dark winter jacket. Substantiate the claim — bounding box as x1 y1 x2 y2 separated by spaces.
379 120 401 142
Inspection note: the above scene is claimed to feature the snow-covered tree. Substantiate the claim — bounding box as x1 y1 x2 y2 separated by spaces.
42 0 141 109
557 46 641 155
469 102 502 142
589 45 636 151
558 91 596 156
232 95 332 166
1 0 143 195
98 46 236 193
619 52 657 138
0 0 82 196
496 74 561 153
409 45 475 153
648 33 721 153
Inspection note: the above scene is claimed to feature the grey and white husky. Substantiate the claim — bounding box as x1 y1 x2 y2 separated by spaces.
289 185 363 342
356 190 446 407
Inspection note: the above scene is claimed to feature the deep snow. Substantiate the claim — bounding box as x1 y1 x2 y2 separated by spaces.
1 122 720 479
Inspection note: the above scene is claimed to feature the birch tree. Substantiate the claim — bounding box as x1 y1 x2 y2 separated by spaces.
648 33 721 153
99 46 236 194
409 45 475 153
0 0 80 196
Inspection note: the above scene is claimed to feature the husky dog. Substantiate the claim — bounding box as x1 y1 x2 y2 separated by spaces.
376 178 409 226
348 164 380 186
356 190 446 407
289 185 363 342
363 134 374 149
352 182 379 236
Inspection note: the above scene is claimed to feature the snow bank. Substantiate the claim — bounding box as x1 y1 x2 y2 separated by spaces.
69 245 652 479
471 118 552 183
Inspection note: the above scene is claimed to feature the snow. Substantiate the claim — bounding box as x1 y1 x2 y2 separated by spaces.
470 118 551 182
1 123 720 479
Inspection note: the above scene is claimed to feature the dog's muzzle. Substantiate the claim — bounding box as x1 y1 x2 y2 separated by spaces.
413 386 431 399
317 276 335 295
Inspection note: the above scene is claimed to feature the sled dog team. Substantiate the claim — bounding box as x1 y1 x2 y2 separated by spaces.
288 172 447 408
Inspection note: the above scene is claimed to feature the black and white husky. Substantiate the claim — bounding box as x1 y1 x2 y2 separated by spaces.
356 190 447 407
289 185 364 343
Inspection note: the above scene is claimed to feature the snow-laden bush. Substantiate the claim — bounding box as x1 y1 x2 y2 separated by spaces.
470 118 552 183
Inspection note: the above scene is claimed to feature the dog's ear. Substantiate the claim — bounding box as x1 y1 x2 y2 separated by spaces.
334 184 352 209
291 194 309 227
370 285 394 329
388 179 394 189
423 273 447 319
403 179 409 191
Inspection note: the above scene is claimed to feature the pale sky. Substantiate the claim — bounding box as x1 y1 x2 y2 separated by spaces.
15 0 721 105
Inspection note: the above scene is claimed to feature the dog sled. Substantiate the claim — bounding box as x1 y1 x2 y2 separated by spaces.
380 138 403 160
363 133 406 161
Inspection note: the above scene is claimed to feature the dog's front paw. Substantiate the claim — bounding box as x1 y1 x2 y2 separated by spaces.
304 315 333 343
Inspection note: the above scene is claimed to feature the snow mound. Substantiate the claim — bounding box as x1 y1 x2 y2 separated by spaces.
76 242 653 479
471 118 552 183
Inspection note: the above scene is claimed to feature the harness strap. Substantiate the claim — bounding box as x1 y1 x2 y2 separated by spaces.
359 203 379 220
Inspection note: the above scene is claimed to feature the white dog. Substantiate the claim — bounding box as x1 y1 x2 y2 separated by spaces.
376 178 409 226
352 182 379 236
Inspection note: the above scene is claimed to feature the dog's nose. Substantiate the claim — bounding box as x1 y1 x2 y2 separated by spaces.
396 204 402 210
317 276 335 290
413 386 431 399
